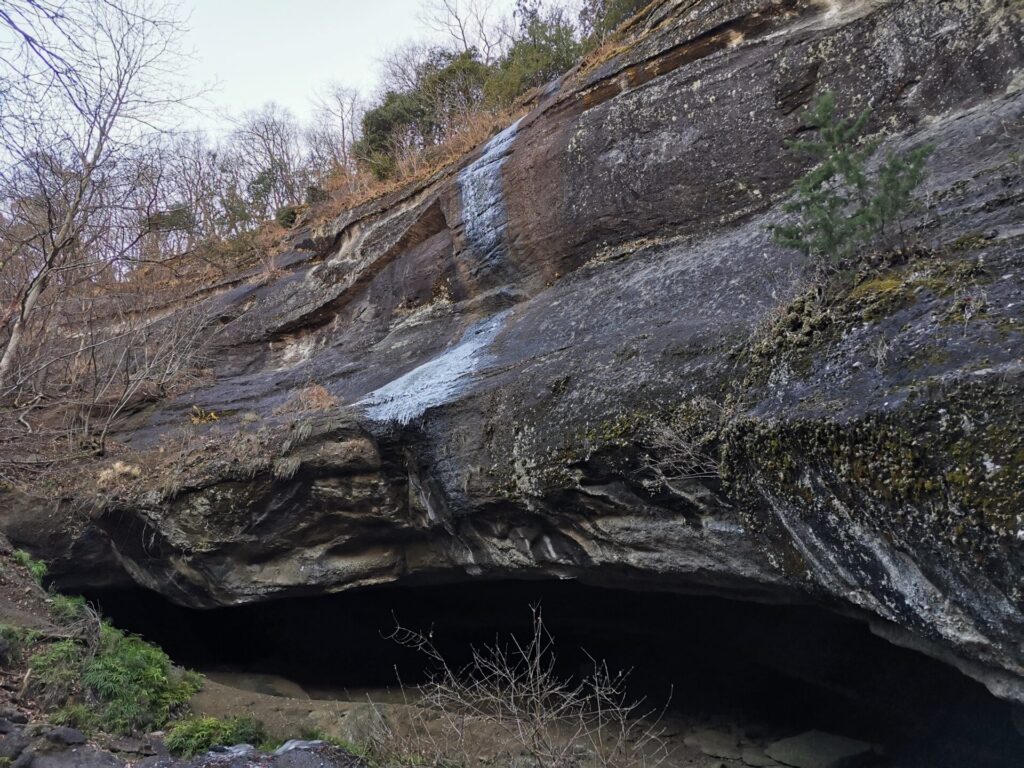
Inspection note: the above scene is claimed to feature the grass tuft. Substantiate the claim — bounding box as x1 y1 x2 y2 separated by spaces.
165 716 266 757
12 550 47 583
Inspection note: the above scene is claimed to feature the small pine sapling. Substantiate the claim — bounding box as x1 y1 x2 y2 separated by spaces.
773 91 932 269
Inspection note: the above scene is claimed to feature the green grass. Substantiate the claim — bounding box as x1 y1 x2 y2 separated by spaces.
82 624 203 733
29 638 83 698
12 550 47 583
51 703 99 731
29 621 202 735
47 593 87 622
0 623 38 664
165 716 267 757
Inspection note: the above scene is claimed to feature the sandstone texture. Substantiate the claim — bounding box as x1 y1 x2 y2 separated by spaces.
3 0 1024 705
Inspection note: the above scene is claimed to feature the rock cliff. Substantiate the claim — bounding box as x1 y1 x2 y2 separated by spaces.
4 0 1024 706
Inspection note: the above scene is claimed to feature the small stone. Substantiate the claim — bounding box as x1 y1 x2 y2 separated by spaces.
765 730 876 768
43 727 87 747
106 735 157 756
28 745 123 767
684 728 742 760
0 731 30 760
135 758 182 768
0 710 28 725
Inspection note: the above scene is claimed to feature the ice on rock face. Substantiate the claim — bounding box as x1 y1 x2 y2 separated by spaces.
358 311 510 424
358 119 521 425
458 118 522 267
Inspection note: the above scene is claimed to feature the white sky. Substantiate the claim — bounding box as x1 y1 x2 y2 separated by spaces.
181 0 518 131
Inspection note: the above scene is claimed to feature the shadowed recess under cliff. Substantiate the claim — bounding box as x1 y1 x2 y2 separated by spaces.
4 0 1024 739
86 580 1024 768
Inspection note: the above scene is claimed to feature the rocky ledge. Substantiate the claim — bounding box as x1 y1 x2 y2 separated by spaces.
3 0 1024 706
0 721 365 768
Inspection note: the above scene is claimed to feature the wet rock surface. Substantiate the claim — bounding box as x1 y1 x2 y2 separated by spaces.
174 741 367 768
2 0 1023 716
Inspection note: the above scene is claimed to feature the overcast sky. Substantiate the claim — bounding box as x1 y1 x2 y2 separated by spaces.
181 0 518 131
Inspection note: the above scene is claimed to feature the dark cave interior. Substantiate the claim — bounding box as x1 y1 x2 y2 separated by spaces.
86 579 1024 768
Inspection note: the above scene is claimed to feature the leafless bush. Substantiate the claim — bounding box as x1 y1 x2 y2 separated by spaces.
870 335 892 371
371 608 668 768
56 596 104 653
950 286 988 336
642 396 736 487
156 426 197 501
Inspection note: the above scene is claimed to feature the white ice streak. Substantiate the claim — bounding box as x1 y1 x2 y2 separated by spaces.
358 311 510 424
459 118 522 259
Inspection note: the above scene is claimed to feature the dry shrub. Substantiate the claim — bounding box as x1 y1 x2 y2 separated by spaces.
274 384 339 415
368 609 668 768
576 37 631 78
96 461 142 490
223 426 273 479
153 426 198 501
189 406 219 425
306 105 526 232
398 108 517 180
641 396 737 487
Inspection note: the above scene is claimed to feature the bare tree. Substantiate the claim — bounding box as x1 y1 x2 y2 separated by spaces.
307 83 364 181
0 0 77 89
160 133 220 243
225 102 307 219
419 0 511 64
0 0 189 389
378 40 434 96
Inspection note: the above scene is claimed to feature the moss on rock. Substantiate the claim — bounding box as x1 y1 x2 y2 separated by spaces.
722 379 1024 574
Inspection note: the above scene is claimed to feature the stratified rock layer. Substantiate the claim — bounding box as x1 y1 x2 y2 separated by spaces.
3 0 1024 704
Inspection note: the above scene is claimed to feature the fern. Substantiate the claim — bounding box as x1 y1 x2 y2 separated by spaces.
30 619 201 735
166 716 266 757
13 549 47 583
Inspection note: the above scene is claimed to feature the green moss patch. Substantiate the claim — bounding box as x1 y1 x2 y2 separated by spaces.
722 379 1024 563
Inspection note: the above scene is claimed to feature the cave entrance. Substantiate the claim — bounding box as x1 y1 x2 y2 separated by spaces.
86 579 1023 767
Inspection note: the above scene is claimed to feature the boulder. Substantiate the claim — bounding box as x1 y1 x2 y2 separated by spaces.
0 730 29 760
41 727 86 747
765 731 876 768
22 745 124 768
